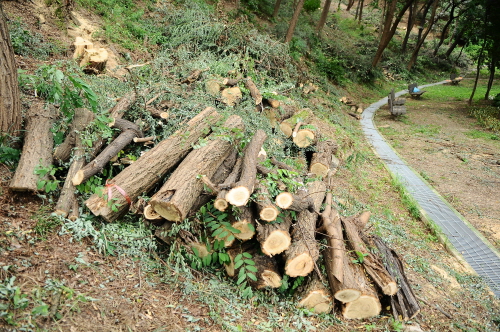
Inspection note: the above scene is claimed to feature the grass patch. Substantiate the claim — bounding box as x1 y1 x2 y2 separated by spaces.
390 175 421 220
465 129 499 140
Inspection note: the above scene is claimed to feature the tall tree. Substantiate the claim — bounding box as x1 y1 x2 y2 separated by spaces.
401 0 420 53
407 0 439 70
285 0 306 42
0 3 21 136
317 0 333 33
372 0 415 67
433 0 468 56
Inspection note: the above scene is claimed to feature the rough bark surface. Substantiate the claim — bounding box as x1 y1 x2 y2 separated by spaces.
0 6 21 135
284 181 326 277
254 180 280 222
248 254 282 289
150 115 244 222
245 77 262 105
10 103 56 192
296 274 332 314
309 139 338 178
215 155 243 211
85 107 222 222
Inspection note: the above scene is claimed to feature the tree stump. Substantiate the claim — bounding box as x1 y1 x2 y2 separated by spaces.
80 48 108 74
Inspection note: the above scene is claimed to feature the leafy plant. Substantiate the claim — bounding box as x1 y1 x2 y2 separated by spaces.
0 146 21 166
34 163 61 193
201 203 241 245
234 252 257 298
7 19 62 59
351 250 369 264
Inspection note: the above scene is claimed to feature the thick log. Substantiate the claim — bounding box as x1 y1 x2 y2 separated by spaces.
221 87 242 106
81 48 108 74
225 130 267 207
72 119 143 186
85 107 222 222
284 181 326 277
369 235 421 320
342 216 398 296
256 213 292 256
245 77 262 105
279 109 313 137
150 115 244 222
231 206 256 241
145 106 169 119
296 274 333 314
222 78 239 86
10 103 56 192
249 254 282 289
275 188 315 212
293 126 317 148
254 180 280 222
53 108 95 164
214 155 243 211
54 108 95 216
309 139 338 178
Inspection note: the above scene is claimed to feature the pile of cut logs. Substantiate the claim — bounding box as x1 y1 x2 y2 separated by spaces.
9 72 419 320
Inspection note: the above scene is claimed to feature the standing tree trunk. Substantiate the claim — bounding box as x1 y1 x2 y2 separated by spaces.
468 40 487 106
485 41 499 100
407 0 439 71
285 0 306 42
317 0 333 33
372 0 414 67
433 2 460 56
401 0 418 53
273 0 283 18
0 5 21 135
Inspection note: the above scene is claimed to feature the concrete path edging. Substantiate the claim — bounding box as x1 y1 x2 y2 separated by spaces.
360 81 500 297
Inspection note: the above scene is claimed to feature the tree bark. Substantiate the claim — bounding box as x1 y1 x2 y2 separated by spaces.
54 108 95 164
342 216 398 295
10 103 56 192
54 108 95 217
73 119 143 186
215 155 243 211
407 0 439 71
273 0 283 18
245 77 262 106
249 254 282 289
230 206 256 241
257 213 293 256
150 115 244 222
468 39 487 106
284 181 326 277
275 188 315 212
254 179 280 222
285 0 306 42
309 139 338 177
85 107 222 222
225 130 267 207
317 0 333 33
0 4 21 136
296 274 332 314
401 0 418 53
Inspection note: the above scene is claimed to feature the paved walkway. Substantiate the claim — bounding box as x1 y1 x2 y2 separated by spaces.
360 82 500 297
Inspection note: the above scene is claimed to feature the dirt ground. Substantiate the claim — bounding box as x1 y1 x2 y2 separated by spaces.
375 86 500 250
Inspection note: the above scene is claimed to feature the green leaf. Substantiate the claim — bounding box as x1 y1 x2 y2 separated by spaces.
247 272 257 281
235 253 243 261
244 259 255 266
32 304 49 316
37 180 46 190
247 224 255 232
242 252 252 258
234 259 244 269
212 228 224 237
192 246 200 258
236 275 246 285
217 213 228 221
246 265 258 273
226 235 235 243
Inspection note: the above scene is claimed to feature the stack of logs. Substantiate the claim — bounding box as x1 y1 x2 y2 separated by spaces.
9 72 419 320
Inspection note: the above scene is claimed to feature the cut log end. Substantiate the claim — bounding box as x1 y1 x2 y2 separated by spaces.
335 288 362 303
259 206 279 222
293 129 316 148
261 230 291 256
225 186 250 207
342 295 382 319
72 170 85 186
309 163 329 178
383 282 399 296
153 203 182 222
232 220 255 241
261 270 282 288
214 198 229 212
144 204 163 220
285 253 314 277
279 122 293 138
275 192 293 209
298 291 332 314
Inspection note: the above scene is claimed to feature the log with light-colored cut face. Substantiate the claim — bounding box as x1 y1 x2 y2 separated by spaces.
254 180 279 222
309 139 338 177
279 108 313 138
249 254 282 289
275 192 293 209
293 128 316 148
257 215 292 256
245 77 262 105
151 115 244 222
342 295 382 319
297 275 332 314
231 206 256 241
144 204 163 220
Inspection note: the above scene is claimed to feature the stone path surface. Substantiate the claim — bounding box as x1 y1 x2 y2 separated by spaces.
360 82 500 297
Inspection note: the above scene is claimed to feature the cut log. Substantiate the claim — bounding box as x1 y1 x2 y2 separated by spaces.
85 107 222 222
134 136 155 143
144 204 163 220
222 78 239 86
10 103 56 192
72 118 143 186
368 235 421 320
150 115 244 222
214 155 243 211
342 294 382 319
275 188 315 212
221 87 242 106
254 180 280 222
225 130 267 207
279 108 313 138
342 216 398 296
181 69 204 84
284 181 326 277
309 139 338 178
245 77 262 106
205 80 221 97
266 98 280 108
231 206 256 241
54 108 95 217
80 48 108 74
296 274 333 314
249 254 282 289
293 126 317 148
145 106 169 119
256 214 292 256
263 103 296 128
73 36 93 59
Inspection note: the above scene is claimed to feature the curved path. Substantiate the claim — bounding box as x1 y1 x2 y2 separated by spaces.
361 82 500 297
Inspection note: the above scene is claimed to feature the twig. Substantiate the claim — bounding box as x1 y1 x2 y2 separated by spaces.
417 296 452 319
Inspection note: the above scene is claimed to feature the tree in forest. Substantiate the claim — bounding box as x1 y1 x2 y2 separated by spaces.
0 3 21 136
317 0 333 33
285 0 306 42
407 0 439 71
432 0 469 56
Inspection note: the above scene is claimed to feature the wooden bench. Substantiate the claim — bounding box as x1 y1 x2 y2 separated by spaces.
408 83 427 99
450 73 463 85
388 88 406 117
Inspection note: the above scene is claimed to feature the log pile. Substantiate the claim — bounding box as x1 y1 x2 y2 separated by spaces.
10 76 419 322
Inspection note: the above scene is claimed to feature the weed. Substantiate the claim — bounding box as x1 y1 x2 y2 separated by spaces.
7 19 62 59
32 206 62 241
34 163 61 193
465 129 499 140
391 175 421 220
